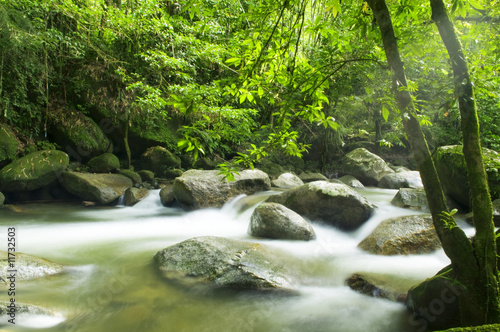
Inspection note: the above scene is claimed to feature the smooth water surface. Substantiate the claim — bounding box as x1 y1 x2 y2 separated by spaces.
0 188 462 331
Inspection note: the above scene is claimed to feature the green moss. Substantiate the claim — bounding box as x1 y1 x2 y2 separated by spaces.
0 123 20 162
0 191 4 207
87 153 120 173
119 169 142 185
436 324 500 331
0 150 69 192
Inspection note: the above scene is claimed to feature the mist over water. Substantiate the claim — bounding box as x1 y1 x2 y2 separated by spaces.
0 188 460 331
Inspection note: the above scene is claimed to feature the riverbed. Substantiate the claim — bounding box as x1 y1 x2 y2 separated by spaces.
0 188 462 331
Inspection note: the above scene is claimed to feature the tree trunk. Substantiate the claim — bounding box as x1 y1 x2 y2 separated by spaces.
124 110 131 169
365 0 483 325
430 0 500 324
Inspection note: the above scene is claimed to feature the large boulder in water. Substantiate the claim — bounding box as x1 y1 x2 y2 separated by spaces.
60 171 132 204
378 171 423 189
358 215 441 255
433 145 500 208
0 251 63 282
341 148 395 186
0 150 69 192
248 202 315 241
87 153 120 173
338 175 364 188
266 181 375 230
391 188 429 211
271 172 304 189
154 236 292 291
173 169 271 210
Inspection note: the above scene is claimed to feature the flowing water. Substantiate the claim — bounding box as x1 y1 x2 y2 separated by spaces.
0 188 471 332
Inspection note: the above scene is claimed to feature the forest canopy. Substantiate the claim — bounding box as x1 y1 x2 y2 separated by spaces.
0 0 499 171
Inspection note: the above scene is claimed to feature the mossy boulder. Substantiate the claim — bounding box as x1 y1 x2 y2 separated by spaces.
0 251 63 282
48 109 112 162
129 123 177 158
140 146 181 176
248 202 316 241
406 266 463 332
60 171 132 204
0 123 20 164
173 169 271 210
0 192 4 207
87 153 120 173
266 181 375 230
433 145 500 208
154 236 293 291
165 168 184 180
119 169 142 186
0 150 69 192
436 324 500 332
138 170 155 182
358 215 441 255
341 148 395 186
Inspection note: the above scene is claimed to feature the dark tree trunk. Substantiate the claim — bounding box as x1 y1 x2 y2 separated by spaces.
430 0 500 325
365 0 486 327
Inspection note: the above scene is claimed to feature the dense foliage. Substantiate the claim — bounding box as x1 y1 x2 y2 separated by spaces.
0 0 498 169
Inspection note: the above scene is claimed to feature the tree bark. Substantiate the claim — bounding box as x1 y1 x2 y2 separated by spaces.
430 0 500 324
365 0 481 323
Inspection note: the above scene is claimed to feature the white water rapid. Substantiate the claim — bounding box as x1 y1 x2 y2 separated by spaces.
0 188 471 332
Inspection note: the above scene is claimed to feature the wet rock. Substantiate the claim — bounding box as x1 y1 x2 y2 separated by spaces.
378 171 423 189
0 251 63 282
298 172 328 183
87 153 120 173
0 150 69 192
60 171 133 204
271 173 304 189
433 145 500 208
406 266 462 331
266 181 375 231
48 109 112 162
124 188 149 206
391 165 411 173
138 170 155 182
154 236 293 291
358 215 441 255
391 188 429 211
346 272 419 302
341 148 395 186
173 169 271 210
140 146 181 176
249 202 315 241
119 169 142 186
338 175 364 188
159 185 177 207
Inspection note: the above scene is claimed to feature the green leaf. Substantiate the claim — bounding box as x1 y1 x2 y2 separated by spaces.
382 106 390 122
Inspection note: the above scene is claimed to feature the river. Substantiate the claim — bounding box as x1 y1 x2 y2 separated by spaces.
0 188 466 331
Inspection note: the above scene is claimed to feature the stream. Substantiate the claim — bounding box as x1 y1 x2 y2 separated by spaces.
0 188 467 332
